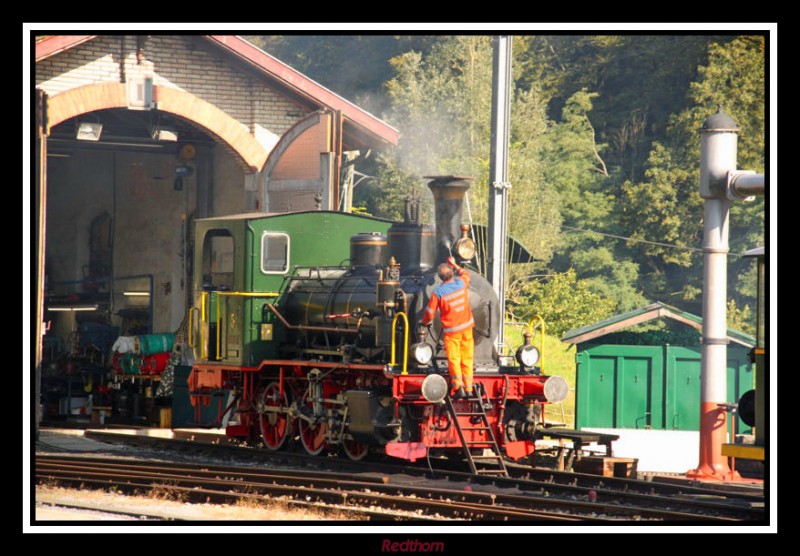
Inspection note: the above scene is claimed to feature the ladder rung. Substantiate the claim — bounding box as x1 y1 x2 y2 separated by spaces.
448 397 509 478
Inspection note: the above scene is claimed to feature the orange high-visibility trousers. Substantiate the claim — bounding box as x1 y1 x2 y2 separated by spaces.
443 328 474 393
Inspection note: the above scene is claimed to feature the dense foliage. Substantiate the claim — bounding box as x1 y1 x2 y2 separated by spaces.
246 34 766 335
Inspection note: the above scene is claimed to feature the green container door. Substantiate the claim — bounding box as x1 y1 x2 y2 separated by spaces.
620 356 653 429
576 352 616 428
576 343 753 433
665 347 753 434
575 345 661 429
666 348 701 431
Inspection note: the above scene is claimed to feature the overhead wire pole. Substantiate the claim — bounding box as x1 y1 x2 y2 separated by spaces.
487 35 512 354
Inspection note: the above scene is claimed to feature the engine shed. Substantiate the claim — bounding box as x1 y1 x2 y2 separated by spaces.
31 35 398 429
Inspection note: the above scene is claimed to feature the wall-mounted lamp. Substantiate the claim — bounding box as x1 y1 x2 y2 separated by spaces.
76 122 103 141
151 127 178 142
123 291 150 296
48 304 100 312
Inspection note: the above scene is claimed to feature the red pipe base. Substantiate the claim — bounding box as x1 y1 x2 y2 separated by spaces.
687 401 742 482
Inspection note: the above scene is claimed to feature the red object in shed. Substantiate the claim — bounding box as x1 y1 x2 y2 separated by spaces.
141 353 170 375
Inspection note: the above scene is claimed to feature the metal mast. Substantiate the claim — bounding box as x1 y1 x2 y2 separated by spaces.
487 35 512 353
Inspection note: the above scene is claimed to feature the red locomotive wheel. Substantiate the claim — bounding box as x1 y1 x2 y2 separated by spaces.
341 437 369 461
299 418 328 455
259 382 293 451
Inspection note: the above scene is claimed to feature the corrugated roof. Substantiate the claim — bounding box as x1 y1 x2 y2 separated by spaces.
744 246 764 257
35 35 399 149
561 302 755 347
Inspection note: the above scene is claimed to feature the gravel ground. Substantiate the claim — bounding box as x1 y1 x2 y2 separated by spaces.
34 484 355 522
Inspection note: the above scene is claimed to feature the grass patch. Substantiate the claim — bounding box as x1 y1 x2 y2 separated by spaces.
148 482 188 503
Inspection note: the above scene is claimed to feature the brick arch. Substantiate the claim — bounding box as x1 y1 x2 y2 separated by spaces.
46 83 268 172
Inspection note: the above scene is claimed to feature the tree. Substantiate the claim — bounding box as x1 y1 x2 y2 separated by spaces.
516 35 732 183
543 89 647 313
244 35 438 116
510 268 615 337
621 35 765 321
369 36 563 273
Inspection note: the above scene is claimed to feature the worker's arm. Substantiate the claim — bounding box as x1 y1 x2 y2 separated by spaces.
420 292 439 327
447 256 470 286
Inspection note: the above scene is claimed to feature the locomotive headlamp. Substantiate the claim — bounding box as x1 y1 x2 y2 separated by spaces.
453 237 476 261
411 342 434 366
516 344 540 368
452 224 476 261
421 374 448 404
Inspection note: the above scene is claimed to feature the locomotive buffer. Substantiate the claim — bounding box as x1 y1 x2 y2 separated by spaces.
445 383 509 477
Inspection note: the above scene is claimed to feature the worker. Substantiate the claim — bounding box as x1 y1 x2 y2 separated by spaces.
420 256 474 399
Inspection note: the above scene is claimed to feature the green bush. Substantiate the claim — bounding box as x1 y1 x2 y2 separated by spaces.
509 268 615 337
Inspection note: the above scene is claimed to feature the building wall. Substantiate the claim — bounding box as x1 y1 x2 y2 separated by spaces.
213 152 248 217
36 35 314 216
271 122 329 181
37 36 320 336
35 35 336 340
36 35 309 150
46 149 197 333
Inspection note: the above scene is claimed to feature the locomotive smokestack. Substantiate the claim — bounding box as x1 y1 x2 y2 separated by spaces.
425 176 472 264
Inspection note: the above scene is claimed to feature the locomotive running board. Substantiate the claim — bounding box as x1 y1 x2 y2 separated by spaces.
444 384 509 477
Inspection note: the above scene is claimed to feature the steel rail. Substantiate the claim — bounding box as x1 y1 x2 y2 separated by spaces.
78 429 763 519
36 455 747 522
36 468 580 521
37 477 416 521
36 456 600 521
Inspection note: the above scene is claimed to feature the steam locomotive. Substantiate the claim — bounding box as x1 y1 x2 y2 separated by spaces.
187 176 568 471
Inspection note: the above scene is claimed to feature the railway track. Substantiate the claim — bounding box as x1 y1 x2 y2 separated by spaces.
35 453 763 522
73 429 766 520
36 455 595 521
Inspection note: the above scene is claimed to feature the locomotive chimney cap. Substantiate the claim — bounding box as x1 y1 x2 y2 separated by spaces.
426 176 472 201
423 175 473 181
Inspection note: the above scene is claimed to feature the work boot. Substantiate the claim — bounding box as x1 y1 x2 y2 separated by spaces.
453 387 468 399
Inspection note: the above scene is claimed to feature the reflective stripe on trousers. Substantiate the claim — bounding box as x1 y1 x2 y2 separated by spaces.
443 328 474 393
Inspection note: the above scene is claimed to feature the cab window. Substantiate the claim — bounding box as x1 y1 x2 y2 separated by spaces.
202 231 234 290
261 233 290 274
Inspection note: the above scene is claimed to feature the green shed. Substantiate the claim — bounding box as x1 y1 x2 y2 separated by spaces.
562 303 755 435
